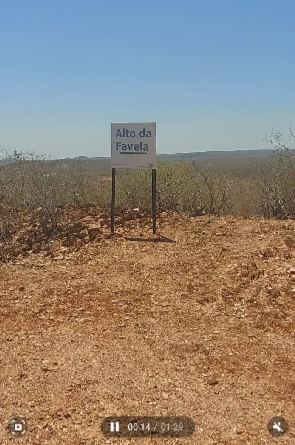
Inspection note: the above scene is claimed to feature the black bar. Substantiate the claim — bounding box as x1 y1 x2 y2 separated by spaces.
152 168 157 234
111 168 116 234
101 416 195 438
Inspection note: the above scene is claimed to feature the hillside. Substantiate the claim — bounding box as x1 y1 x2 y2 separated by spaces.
1 211 295 444
71 148 273 161
56 149 275 176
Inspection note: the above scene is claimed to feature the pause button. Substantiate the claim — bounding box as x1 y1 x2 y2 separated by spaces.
110 421 120 432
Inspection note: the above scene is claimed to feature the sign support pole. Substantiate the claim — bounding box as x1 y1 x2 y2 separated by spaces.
111 167 116 234
152 168 157 234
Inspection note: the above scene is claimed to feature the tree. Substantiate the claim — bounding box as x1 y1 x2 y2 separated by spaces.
264 126 295 157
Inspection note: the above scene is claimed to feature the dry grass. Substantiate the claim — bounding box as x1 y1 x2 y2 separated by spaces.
1 210 295 444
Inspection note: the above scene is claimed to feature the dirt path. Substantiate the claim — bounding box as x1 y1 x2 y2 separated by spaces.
1 214 295 444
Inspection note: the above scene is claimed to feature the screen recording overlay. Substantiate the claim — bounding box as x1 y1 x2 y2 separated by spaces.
7 417 29 437
101 416 195 438
6 415 290 439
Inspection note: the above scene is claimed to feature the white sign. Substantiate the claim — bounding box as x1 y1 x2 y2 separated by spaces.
111 122 156 169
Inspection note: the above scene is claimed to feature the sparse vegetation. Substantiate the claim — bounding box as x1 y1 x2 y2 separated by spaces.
1 132 295 262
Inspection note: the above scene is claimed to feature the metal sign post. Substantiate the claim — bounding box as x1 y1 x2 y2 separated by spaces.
152 168 157 234
111 167 116 234
111 122 157 235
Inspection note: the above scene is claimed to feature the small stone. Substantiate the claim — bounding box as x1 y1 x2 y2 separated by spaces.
208 379 219 386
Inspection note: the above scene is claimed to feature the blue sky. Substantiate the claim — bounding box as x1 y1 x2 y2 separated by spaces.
1 0 295 158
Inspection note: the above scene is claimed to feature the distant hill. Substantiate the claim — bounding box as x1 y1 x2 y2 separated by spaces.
0 150 274 172
157 149 274 161
55 149 275 176
65 149 274 162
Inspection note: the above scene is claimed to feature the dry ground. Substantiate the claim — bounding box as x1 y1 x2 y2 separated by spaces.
1 211 295 444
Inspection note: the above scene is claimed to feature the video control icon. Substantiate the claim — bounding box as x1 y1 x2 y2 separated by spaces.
110 421 120 432
7 417 29 437
267 416 289 437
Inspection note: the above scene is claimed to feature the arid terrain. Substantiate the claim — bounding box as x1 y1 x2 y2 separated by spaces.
1 211 295 444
